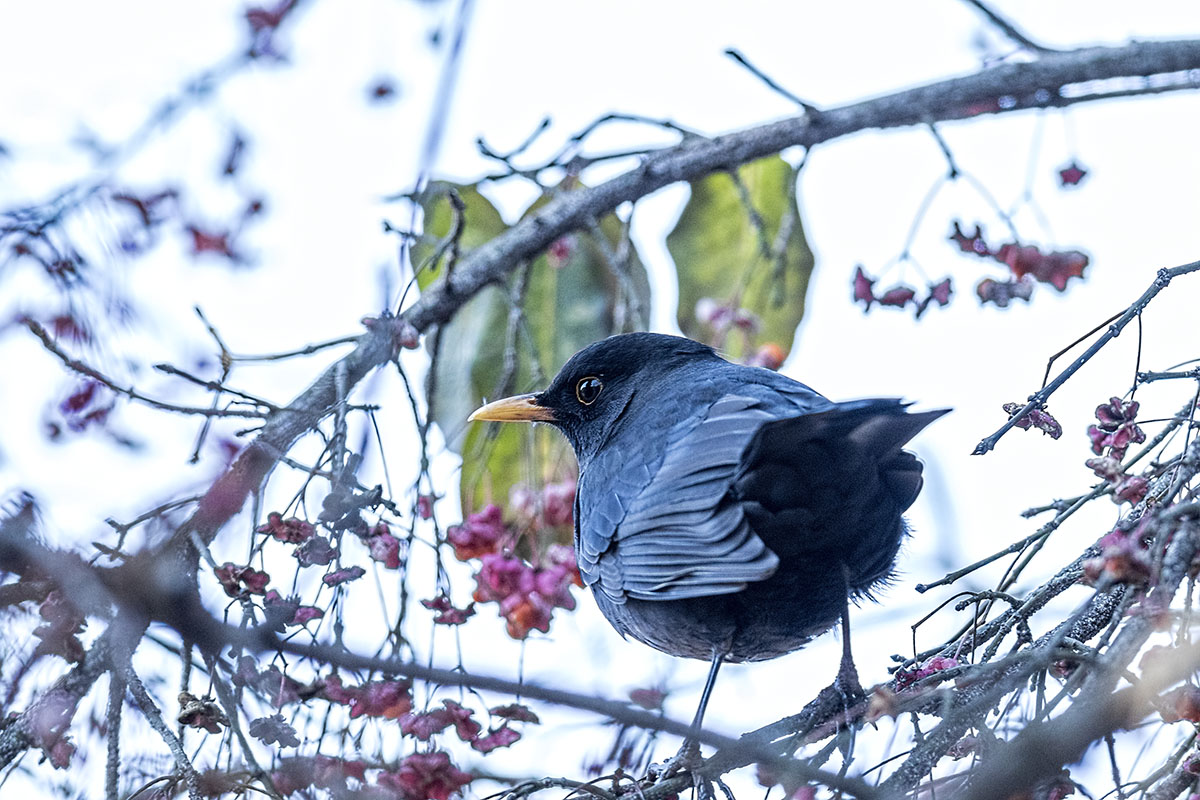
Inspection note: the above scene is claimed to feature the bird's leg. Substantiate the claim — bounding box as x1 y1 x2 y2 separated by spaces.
834 598 865 702
825 592 866 764
830 564 866 702
683 648 724 761
651 648 723 783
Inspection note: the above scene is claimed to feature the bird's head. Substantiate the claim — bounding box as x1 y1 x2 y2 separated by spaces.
468 333 719 464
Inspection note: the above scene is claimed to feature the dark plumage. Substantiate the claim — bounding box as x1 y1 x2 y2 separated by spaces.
470 332 945 738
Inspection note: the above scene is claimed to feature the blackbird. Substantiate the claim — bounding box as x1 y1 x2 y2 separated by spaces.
470 332 944 744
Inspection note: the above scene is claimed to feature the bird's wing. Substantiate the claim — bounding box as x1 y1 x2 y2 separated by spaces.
577 394 781 603
732 399 948 594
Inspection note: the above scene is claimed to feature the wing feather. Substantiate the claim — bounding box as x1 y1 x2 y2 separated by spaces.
576 394 781 602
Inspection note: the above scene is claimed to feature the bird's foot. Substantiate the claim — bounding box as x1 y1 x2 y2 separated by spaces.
809 669 868 732
645 743 717 799
647 739 702 782
830 647 868 724
834 662 866 708
646 740 721 798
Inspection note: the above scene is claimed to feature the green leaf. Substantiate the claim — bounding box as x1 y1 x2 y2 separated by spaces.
457 188 651 516
668 155 814 361
413 183 508 291
521 198 651 379
415 180 653 518
426 286 509 452
415 184 512 451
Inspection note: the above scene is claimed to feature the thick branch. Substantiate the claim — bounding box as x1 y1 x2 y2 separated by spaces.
0 630 113 769
407 40 1200 334
170 38 1200 554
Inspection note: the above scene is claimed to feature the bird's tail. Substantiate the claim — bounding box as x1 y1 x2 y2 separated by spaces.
734 400 948 593
832 400 949 512
743 399 947 508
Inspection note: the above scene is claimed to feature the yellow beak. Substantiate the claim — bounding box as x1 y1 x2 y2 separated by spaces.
468 393 557 423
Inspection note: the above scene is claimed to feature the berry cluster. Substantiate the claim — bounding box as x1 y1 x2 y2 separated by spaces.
446 488 584 640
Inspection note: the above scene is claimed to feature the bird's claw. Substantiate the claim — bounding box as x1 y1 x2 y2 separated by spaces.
645 754 717 799
647 740 699 780
834 670 866 706
646 740 712 795
832 647 867 721
811 672 868 732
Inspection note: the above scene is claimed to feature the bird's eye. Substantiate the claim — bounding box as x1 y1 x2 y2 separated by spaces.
575 376 603 405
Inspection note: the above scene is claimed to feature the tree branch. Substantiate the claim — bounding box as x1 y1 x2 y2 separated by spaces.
961 520 1200 800
25 319 269 419
166 38 1200 559
406 40 1200 334
960 0 1060 55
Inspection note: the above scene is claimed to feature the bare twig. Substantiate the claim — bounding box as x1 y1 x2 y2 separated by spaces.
24 319 269 419
960 524 1200 800
105 668 125 800
915 486 1100 593
1139 368 1200 384
960 0 1061 55
928 123 961 178
202 651 283 800
153 363 277 409
723 48 820 113
123 663 202 800
975 261 1200 454
1040 309 1123 389
227 335 361 362
476 116 552 164
482 775 618 800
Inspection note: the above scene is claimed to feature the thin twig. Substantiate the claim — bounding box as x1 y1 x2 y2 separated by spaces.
203 651 284 800
915 487 1099 593
476 116 552 164
724 48 820 113
1039 310 1123 390
1139 368 1200 384
154 363 277 409
960 0 1061 55
927 123 961 179
975 261 1200 454
122 653 202 800
25 319 269 419
227 335 361 362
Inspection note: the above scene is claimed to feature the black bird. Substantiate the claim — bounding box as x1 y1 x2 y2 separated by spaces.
469 333 944 750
